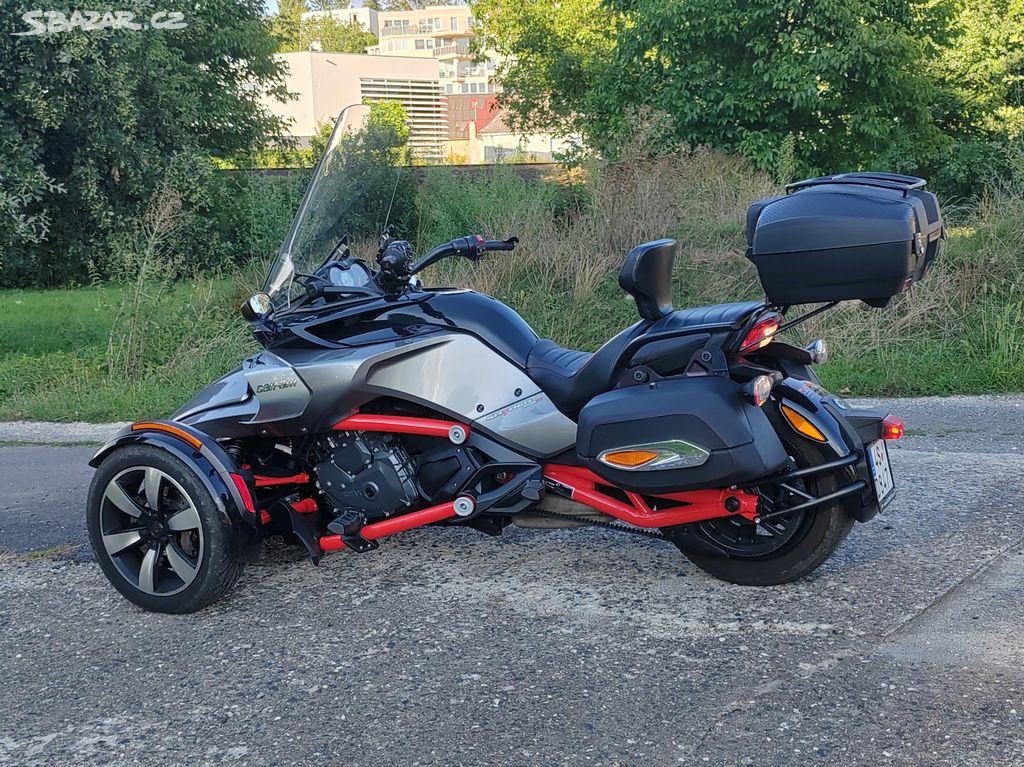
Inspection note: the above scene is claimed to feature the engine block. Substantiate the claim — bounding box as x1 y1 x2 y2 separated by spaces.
311 432 418 520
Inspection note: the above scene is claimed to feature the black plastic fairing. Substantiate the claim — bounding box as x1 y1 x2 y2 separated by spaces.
264 287 540 368
774 377 884 522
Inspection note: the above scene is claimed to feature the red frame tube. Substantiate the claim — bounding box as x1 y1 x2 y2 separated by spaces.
332 414 469 440
542 464 758 527
253 472 310 488
259 497 319 526
319 500 458 552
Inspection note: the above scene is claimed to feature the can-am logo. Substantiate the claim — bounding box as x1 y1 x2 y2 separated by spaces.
255 379 298 394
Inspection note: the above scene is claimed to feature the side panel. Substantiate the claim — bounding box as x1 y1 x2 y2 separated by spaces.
361 334 577 457
178 333 577 458
413 290 539 366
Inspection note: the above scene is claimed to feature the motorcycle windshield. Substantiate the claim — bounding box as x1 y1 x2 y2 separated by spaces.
263 103 401 309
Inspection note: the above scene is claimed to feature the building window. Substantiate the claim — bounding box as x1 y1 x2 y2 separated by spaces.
450 16 458 31
415 40 425 49
426 38 435 49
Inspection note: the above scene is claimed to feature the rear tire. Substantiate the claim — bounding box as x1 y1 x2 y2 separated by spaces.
663 428 855 586
87 445 245 613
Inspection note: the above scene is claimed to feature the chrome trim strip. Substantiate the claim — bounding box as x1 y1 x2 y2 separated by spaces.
597 439 710 471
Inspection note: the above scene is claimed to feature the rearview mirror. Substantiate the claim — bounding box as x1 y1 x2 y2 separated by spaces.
240 292 272 322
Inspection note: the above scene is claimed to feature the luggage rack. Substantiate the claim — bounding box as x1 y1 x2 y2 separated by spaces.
786 172 928 197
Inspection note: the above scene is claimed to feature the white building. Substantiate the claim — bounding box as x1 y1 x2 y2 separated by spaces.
266 51 447 162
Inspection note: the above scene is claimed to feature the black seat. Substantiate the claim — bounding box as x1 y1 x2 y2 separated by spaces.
527 300 766 418
527 239 766 418
527 323 647 419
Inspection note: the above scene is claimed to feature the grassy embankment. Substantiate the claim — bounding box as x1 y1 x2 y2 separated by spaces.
2 151 1023 422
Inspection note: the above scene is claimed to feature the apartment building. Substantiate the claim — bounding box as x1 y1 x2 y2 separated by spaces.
302 5 496 98
368 6 494 97
265 52 447 162
302 6 379 36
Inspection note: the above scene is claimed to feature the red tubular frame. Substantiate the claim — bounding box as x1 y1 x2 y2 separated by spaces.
542 464 758 527
332 414 469 440
319 500 459 552
247 412 760 552
253 472 310 488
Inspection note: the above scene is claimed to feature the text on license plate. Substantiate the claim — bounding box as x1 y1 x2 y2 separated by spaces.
867 439 895 508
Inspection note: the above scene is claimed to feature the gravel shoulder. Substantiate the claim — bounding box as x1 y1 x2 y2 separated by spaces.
1 396 1023 766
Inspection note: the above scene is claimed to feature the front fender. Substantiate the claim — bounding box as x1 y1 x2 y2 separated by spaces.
90 421 262 539
774 377 887 523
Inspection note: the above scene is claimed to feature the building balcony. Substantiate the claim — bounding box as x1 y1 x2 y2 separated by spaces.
433 41 472 58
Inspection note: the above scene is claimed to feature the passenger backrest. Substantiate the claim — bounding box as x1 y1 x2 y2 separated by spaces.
618 239 676 320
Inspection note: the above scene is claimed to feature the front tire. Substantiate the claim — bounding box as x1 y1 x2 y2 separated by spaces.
87 445 245 613
663 428 855 586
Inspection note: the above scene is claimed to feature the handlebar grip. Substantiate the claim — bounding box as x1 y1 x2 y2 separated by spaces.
484 237 518 252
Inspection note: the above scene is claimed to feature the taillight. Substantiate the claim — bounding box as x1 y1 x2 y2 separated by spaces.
882 415 904 441
739 314 782 352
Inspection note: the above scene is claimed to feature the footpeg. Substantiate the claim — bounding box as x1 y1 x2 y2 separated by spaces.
522 479 545 502
327 509 378 553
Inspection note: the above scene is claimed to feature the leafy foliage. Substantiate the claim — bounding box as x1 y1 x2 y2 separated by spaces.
924 0 1024 198
474 0 1024 190
0 0 288 287
275 10 379 54
269 0 378 54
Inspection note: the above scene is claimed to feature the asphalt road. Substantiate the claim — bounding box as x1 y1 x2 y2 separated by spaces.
1 395 1023 766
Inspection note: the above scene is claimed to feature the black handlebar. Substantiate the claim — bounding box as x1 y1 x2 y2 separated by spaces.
409 234 518 275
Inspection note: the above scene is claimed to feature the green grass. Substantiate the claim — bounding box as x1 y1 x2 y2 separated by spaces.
0 287 119 356
0 281 250 422
3 155 1023 423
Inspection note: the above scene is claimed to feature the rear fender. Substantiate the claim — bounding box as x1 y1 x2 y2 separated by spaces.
90 421 263 549
774 378 885 522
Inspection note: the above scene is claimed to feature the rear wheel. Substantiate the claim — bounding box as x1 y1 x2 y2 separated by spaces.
87 445 245 613
663 428 854 586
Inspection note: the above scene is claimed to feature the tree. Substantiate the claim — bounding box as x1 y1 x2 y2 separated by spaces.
921 0 1024 195
269 0 307 51
0 0 288 286
368 0 458 10
931 0 1024 139
301 15 378 53
273 1 378 54
308 0 350 9
474 0 954 174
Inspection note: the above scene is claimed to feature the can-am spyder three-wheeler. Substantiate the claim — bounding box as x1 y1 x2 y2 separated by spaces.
86 105 943 612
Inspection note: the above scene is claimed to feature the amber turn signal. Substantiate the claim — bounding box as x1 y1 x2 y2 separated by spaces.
131 421 203 450
600 449 660 468
779 404 827 443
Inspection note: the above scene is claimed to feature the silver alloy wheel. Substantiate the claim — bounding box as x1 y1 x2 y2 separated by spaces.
99 466 205 596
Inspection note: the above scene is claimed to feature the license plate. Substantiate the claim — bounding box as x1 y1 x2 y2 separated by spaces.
866 439 895 508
